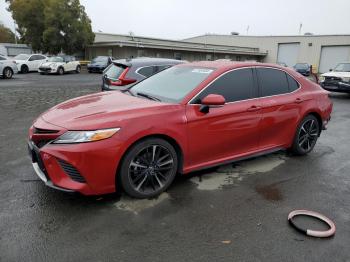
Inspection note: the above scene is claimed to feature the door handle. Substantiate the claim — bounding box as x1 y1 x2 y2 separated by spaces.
295 98 303 104
247 105 261 112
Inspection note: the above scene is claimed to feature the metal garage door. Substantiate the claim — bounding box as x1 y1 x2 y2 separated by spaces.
319 46 350 73
277 43 300 67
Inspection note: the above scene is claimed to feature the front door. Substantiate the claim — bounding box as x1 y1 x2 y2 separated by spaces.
186 67 262 170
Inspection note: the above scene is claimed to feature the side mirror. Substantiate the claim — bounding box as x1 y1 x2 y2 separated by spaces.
200 94 225 113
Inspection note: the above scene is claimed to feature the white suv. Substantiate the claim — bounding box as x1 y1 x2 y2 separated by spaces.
13 54 48 73
319 62 350 93
38 56 81 75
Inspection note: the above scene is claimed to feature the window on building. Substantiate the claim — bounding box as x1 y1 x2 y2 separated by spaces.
174 53 182 60
257 68 289 97
193 68 255 104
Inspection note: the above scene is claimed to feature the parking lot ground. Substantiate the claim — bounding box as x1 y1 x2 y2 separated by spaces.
0 73 350 262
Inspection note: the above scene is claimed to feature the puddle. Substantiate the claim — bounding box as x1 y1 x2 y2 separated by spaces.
191 153 287 191
255 185 283 201
115 193 169 214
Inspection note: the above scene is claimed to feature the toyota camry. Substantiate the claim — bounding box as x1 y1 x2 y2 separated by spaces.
28 61 333 198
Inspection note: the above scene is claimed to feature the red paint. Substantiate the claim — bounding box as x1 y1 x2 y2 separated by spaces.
29 62 333 195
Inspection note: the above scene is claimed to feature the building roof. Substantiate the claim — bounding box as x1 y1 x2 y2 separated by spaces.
91 32 267 56
184 34 350 40
0 43 30 48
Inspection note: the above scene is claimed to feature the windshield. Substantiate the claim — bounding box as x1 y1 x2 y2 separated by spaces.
130 66 214 103
48 57 64 62
14 54 30 60
92 56 108 63
334 63 350 72
294 63 309 70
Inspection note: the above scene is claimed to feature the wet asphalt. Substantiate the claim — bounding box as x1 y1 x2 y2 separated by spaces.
0 72 349 262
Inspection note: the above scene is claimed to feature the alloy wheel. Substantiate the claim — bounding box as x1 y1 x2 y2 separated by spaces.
298 118 319 152
128 144 175 194
4 68 12 79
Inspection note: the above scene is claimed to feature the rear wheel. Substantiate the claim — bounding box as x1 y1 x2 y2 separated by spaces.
119 138 178 198
76 65 81 73
3 67 13 79
21 65 29 74
291 115 320 155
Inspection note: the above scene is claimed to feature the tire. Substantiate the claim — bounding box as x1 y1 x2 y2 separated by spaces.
21 65 29 74
290 115 320 155
3 67 13 79
119 138 178 198
76 65 81 74
57 67 64 75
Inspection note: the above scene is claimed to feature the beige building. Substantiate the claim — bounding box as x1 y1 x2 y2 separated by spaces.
185 34 350 73
86 32 267 63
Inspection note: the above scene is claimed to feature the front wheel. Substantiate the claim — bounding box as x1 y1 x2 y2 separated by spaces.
119 138 178 198
76 65 81 73
3 67 13 79
290 115 320 155
57 67 64 75
21 65 29 74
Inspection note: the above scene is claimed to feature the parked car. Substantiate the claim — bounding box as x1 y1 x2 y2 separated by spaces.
0 55 18 79
38 56 81 75
13 54 47 73
293 63 311 76
87 56 114 73
319 62 350 93
28 61 332 198
102 57 185 91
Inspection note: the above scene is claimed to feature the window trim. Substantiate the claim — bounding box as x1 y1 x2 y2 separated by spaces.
188 66 301 105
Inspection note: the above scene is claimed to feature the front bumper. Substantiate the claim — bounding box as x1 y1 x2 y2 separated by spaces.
320 81 350 93
88 66 105 73
38 67 57 74
28 120 125 195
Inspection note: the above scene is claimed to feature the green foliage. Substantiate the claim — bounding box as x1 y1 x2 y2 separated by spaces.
6 0 94 54
0 24 16 43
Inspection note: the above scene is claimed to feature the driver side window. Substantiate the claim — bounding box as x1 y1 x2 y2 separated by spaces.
193 68 256 104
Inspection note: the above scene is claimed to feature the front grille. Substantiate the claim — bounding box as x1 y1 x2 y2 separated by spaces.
39 67 51 72
57 159 86 183
33 127 59 134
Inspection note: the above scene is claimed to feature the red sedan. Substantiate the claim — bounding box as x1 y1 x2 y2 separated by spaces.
28 61 333 198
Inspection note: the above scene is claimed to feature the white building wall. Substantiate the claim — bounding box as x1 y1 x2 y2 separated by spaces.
185 35 350 72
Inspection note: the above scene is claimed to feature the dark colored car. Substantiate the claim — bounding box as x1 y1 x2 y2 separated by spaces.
293 63 311 76
28 61 332 198
101 57 185 91
87 56 114 73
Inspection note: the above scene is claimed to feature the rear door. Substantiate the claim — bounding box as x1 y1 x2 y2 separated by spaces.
256 67 302 150
186 67 262 168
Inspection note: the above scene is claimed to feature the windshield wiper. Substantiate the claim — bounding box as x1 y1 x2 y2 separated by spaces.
136 92 161 101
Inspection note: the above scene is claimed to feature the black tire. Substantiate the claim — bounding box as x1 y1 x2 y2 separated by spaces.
21 65 29 74
290 115 320 155
76 65 81 74
3 67 13 79
57 67 64 75
119 138 178 198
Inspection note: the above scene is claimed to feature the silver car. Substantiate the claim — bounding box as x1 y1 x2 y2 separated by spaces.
0 55 18 79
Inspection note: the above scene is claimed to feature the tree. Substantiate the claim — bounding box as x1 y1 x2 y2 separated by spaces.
0 24 16 43
6 0 94 54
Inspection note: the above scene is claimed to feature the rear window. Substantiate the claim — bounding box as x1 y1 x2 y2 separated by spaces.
105 64 127 80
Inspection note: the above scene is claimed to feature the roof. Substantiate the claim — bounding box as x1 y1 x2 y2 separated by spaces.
91 32 267 56
184 34 350 40
113 57 185 67
0 43 31 48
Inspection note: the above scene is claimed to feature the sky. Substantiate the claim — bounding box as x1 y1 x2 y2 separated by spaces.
1 0 350 40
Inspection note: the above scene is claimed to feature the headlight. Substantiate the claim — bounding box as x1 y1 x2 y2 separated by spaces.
319 76 325 82
50 64 58 69
53 128 120 144
341 77 350 82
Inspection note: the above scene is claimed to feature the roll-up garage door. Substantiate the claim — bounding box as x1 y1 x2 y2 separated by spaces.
319 46 350 73
277 43 300 67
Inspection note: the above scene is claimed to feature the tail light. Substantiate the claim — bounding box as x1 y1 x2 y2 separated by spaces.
110 67 137 86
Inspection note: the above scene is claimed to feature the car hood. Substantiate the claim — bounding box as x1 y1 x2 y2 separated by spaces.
41 62 63 67
321 71 350 78
40 91 178 130
89 62 106 66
